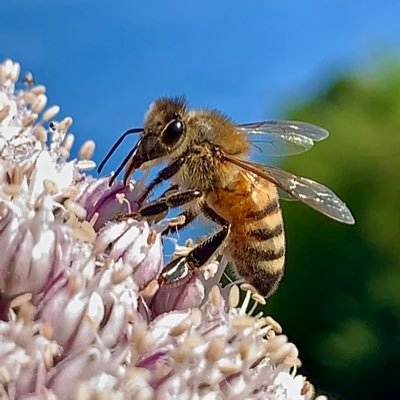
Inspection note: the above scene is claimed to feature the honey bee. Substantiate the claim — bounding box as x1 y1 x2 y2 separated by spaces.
98 97 354 297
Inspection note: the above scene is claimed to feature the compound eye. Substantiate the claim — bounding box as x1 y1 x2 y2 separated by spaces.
163 119 185 146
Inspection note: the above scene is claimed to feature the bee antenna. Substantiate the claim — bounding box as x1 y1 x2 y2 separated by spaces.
108 143 139 187
97 128 143 173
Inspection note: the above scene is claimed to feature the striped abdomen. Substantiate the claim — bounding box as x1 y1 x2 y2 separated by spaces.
226 197 285 297
207 171 285 297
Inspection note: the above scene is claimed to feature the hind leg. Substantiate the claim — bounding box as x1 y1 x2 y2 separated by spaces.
160 205 230 284
160 222 230 284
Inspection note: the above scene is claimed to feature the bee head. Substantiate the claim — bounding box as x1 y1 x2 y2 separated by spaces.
131 97 188 169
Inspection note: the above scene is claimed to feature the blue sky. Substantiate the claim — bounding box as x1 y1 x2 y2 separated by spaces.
2 0 400 168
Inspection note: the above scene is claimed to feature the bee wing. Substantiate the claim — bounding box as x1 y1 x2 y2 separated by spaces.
225 155 355 225
237 120 329 157
276 188 297 202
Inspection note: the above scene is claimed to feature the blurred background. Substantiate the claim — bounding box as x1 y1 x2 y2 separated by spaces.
2 1 400 398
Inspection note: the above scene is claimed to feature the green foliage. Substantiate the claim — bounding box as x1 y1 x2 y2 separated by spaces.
266 65 400 399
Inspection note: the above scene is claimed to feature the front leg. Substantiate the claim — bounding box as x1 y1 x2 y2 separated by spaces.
136 156 187 205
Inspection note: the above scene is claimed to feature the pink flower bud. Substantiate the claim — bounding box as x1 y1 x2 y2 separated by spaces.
95 220 163 289
38 281 105 355
77 177 139 231
150 270 205 316
0 202 72 298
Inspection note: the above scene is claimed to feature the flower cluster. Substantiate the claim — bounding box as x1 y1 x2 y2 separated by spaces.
0 59 327 400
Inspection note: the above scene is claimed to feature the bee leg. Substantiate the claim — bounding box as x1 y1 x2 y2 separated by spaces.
160 223 230 284
116 186 201 225
138 189 202 222
116 184 180 221
161 209 198 235
160 183 180 197
137 157 186 204
201 203 227 227
148 184 200 233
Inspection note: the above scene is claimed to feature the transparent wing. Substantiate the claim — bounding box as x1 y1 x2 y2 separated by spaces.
225 155 355 225
239 120 329 141
277 188 297 202
238 120 329 158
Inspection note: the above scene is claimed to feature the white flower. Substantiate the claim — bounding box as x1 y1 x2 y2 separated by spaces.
0 59 322 400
